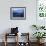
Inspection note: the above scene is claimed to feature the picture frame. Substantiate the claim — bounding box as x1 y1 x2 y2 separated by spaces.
37 0 46 19
10 7 26 20
36 0 46 26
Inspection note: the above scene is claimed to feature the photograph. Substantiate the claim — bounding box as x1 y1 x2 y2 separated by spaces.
10 7 26 20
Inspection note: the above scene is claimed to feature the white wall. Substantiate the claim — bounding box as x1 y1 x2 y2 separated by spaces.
0 0 37 42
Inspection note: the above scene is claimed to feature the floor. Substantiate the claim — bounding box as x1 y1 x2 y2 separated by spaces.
0 42 46 46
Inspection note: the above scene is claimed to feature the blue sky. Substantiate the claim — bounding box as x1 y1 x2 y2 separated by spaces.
13 8 24 13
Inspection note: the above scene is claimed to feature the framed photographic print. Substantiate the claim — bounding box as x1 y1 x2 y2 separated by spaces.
37 0 46 19
10 7 26 20
36 0 46 26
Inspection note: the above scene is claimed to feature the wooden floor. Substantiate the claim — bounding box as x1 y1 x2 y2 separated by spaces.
0 42 46 46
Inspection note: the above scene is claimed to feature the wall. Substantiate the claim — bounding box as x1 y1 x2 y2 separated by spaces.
0 0 36 42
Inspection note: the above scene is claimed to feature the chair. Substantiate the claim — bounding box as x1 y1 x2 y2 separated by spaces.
18 33 30 46
4 27 19 46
